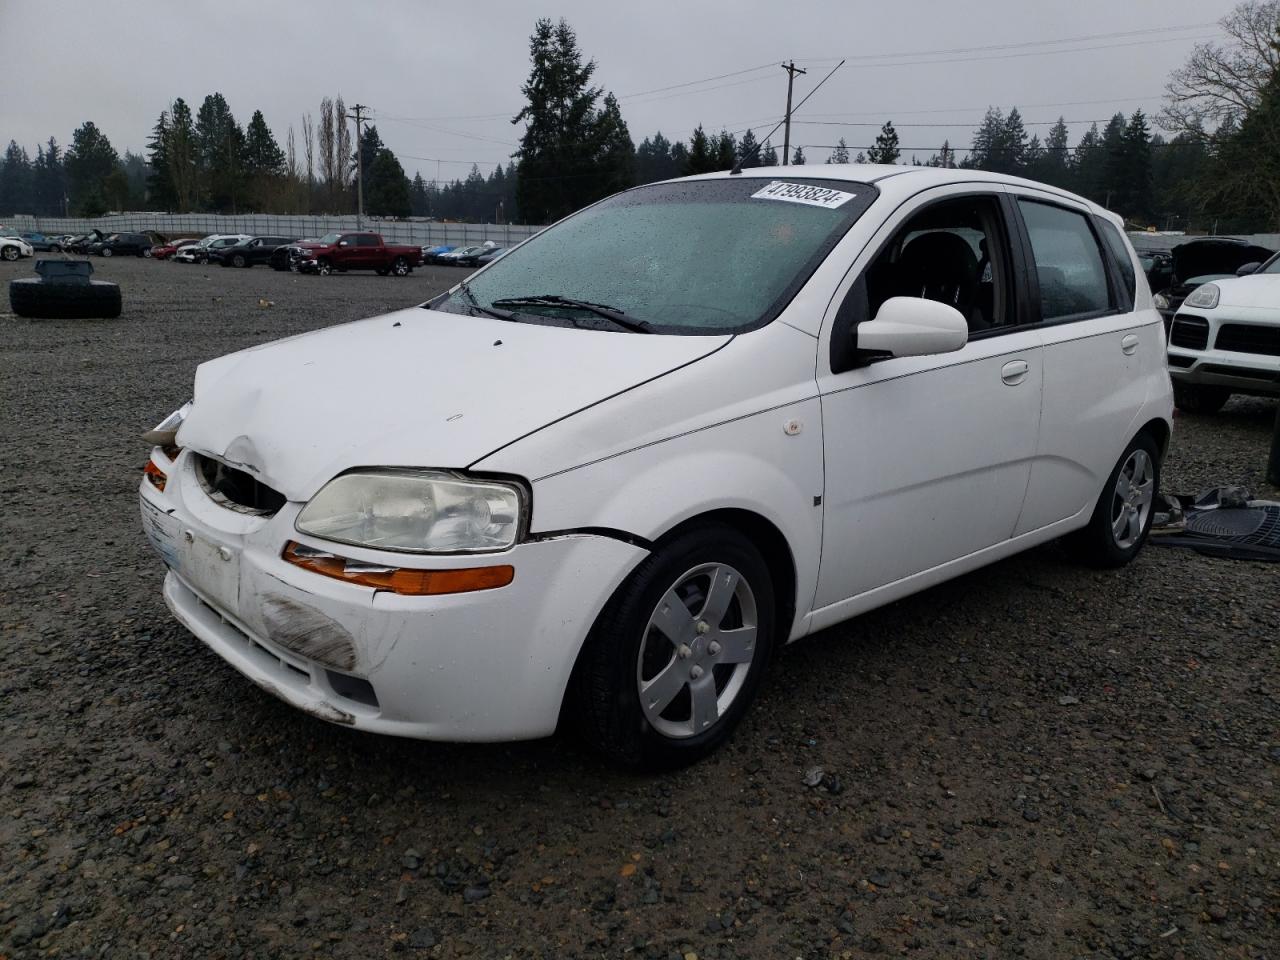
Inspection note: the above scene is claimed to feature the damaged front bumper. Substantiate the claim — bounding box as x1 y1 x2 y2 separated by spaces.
140 447 646 741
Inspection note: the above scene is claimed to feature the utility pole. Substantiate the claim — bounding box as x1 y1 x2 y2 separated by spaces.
780 61 807 166
345 103 369 228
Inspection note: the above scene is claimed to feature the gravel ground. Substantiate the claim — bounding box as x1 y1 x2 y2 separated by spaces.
2 255 1278 960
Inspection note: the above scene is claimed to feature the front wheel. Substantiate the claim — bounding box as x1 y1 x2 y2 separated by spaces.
316 259 332 276
571 523 776 769
1 246 17 261
51 244 62 253
1173 381 1231 415
1064 432 1161 568
101 247 113 257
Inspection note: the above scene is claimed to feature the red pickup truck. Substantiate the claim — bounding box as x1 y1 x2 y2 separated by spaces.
293 231 424 276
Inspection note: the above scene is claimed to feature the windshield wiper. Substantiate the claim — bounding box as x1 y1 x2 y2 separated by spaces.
489 295 652 333
455 282 517 321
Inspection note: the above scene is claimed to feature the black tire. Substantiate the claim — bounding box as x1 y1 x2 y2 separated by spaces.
570 522 776 770
1172 381 1231 415
232 254 247 268
9 279 123 319
391 257 410 277
143 247 153 258
101 247 113 257
2 245 19 261
1064 431 1161 568
316 259 332 276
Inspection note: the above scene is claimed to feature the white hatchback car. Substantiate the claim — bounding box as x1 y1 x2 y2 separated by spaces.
140 165 1173 768
1166 251 1280 412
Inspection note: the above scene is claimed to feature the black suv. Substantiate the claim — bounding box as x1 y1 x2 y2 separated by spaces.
211 236 298 268
92 233 157 257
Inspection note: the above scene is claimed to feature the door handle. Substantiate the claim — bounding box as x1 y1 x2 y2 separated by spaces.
1001 360 1030 386
1121 333 1139 355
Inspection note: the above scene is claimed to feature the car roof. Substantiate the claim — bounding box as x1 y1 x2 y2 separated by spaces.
671 162 1111 219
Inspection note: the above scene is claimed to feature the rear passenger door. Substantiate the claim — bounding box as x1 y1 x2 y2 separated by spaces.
1009 192 1151 534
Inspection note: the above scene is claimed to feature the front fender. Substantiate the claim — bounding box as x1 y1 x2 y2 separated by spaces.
527 398 825 641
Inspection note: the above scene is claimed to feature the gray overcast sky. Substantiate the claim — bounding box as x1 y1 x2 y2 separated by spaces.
0 0 1242 178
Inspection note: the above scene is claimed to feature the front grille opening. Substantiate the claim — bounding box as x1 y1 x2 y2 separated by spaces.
326 670 380 708
1170 314 1209 350
1215 323 1280 357
1166 354 1194 368
195 453 286 516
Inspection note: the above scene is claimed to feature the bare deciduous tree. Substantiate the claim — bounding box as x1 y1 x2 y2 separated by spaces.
301 112 314 213
335 94 352 205
318 97 336 211
1162 0 1280 135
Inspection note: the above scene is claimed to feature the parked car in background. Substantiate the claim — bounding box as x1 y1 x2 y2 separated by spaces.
17 232 62 252
269 242 310 271
475 247 507 267
0 234 34 261
174 235 251 264
436 245 488 265
454 244 501 267
141 165 1172 768
1152 237 1275 330
90 232 158 257
151 237 203 260
65 230 107 254
291 232 424 276
1166 248 1280 413
210 236 298 268
421 244 456 263
1137 250 1173 293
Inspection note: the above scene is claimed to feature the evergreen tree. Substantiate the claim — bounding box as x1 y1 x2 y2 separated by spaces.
1003 108 1028 172
122 151 149 208
147 110 175 210
760 139 779 166
853 151 866 163
686 125 714 174
195 93 246 212
167 99 199 212
827 137 850 164
356 124 384 182
410 171 429 217
712 130 737 170
866 121 900 164
926 140 956 168
738 129 761 167
244 110 285 175
636 132 676 183
1099 112 1128 210
0 141 32 216
1072 122 1105 201
969 107 1005 172
792 146 806 165
594 93 636 194
1118 110 1154 222
34 138 66 216
1039 117 1071 187
366 148 411 217
65 122 119 215
669 141 689 173
512 18 604 222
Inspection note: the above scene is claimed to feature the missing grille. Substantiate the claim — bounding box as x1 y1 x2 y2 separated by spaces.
195 453 286 516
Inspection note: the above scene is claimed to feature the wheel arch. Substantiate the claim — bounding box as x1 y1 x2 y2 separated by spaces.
1138 416 1172 460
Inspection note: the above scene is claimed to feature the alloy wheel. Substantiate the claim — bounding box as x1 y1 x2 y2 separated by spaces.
1111 448 1154 549
636 562 758 739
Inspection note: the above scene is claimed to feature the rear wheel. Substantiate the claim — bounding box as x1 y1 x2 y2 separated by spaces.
101 247 113 257
391 257 410 277
1 246 17 262
232 254 247 268
316 259 332 276
50 244 62 253
571 523 776 769
1064 432 1160 568
1172 381 1231 414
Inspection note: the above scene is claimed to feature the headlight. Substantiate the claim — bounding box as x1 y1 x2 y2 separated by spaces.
296 469 526 554
142 400 192 445
1184 283 1220 310
1152 292 1170 311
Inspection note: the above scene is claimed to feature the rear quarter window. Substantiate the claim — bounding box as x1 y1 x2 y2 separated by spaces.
1096 218 1137 310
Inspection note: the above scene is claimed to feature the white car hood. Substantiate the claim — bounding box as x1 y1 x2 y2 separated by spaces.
1215 273 1280 308
178 306 729 501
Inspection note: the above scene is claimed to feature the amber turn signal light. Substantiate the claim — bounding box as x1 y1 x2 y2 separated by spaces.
144 460 168 492
282 542 514 596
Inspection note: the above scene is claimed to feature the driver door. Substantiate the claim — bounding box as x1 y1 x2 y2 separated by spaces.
813 186 1043 612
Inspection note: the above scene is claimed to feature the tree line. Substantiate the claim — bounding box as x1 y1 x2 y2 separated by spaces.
2 3 1278 230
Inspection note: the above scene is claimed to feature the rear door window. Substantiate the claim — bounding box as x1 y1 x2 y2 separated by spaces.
1095 218 1136 310
1017 200 1113 321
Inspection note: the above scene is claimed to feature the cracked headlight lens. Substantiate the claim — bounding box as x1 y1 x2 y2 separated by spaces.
296 470 525 554
1184 283 1220 310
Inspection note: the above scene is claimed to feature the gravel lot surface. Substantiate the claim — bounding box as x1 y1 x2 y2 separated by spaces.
2 255 1278 959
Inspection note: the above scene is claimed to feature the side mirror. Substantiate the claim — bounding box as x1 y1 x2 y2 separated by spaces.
1236 262 1261 277
858 296 969 358
338 240 349 247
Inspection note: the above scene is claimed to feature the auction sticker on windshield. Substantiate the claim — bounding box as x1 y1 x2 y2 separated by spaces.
750 181 857 209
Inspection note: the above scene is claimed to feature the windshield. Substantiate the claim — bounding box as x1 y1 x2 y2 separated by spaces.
435 177 876 334
317 232 343 244
1262 252 1280 275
